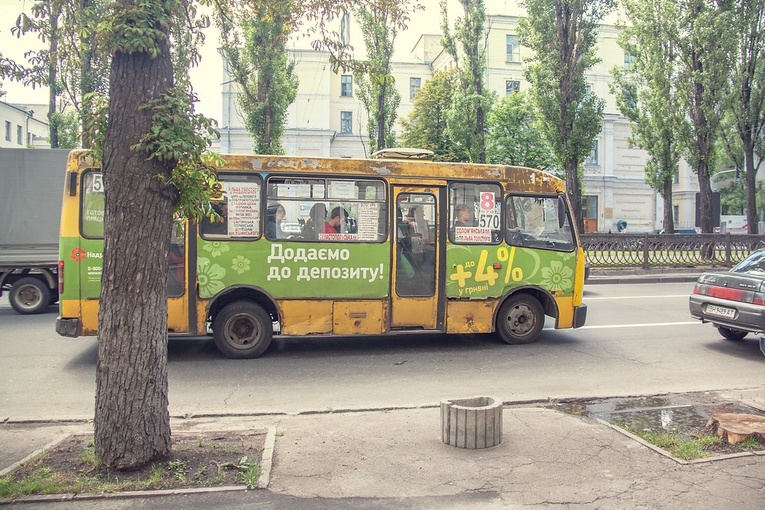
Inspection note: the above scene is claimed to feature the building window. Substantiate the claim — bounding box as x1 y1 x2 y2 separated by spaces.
673 168 679 184
16 125 22 145
585 141 598 166
4 121 10 142
506 34 520 62
340 12 350 46
673 205 679 223
505 80 520 95
340 111 353 134
341 75 353 97
624 51 636 70
409 77 421 99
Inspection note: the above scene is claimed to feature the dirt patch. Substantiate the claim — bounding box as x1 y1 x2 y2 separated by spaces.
1 430 267 498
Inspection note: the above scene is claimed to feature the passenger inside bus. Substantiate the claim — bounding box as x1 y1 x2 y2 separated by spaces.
454 203 473 227
266 202 286 239
302 203 327 240
323 207 347 233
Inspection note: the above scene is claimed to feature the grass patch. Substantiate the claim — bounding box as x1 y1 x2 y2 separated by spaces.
0 431 267 500
621 425 765 460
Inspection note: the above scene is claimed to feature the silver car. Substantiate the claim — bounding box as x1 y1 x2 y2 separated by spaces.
689 249 765 350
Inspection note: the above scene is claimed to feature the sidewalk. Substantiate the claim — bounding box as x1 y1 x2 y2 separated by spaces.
587 267 705 285
3 388 765 509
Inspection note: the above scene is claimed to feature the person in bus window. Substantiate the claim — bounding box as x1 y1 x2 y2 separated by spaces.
454 204 473 227
303 203 327 239
323 207 347 233
266 202 286 239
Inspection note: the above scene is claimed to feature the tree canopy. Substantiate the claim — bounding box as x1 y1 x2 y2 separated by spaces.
519 0 613 231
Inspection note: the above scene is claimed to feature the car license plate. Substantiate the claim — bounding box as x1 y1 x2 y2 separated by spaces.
705 304 736 319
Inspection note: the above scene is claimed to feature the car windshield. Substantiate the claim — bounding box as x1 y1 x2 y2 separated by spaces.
733 250 765 274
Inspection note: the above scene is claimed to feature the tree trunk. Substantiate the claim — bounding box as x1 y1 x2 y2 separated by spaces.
48 13 59 149
79 0 95 149
377 83 386 150
94 31 176 469
565 158 583 233
662 177 674 233
743 133 758 234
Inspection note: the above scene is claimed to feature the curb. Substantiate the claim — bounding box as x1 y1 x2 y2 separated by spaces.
587 274 702 285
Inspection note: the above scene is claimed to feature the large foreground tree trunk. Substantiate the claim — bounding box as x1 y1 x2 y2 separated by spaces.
94 31 177 469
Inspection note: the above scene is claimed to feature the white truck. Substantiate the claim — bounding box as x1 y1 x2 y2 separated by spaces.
0 148 70 314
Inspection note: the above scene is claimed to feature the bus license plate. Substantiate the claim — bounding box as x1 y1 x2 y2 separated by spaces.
706 304 736 319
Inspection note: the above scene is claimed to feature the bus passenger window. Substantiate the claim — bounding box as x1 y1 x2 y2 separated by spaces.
449 182 502 244
200 200 228 237
200 177 262 240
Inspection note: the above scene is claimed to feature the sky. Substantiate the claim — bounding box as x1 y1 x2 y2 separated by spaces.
0 0 501 123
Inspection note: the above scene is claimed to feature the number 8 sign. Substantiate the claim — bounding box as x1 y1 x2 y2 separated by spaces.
480 192 495 211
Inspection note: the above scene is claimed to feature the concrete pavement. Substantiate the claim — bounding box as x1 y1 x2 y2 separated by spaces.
2 387 765 509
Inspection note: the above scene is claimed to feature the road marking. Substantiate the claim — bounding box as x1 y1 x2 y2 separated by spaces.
578 321 701 330
585 295 688 300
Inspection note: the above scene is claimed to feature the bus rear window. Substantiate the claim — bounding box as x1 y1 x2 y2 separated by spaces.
81 171 104 238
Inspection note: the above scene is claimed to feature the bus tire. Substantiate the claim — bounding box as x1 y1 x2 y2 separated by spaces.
213 301 273 359
496 294 544 345
10 277 51 315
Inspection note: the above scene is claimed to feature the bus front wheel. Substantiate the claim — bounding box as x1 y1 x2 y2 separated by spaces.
213 302 273 359
496 294 544 345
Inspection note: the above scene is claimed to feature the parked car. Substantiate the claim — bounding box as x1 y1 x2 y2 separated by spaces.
689 248 765 352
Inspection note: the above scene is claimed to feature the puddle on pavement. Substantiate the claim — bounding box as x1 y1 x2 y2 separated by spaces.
549 393 765 440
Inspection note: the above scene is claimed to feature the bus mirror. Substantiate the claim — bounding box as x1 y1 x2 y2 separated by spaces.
558 197 566 228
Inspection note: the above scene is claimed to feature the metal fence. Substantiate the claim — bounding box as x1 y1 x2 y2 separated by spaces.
580 233 765 268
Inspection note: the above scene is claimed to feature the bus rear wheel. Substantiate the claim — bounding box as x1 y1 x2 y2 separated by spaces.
213 302 273 359
496 294 544 345
10 277 51 315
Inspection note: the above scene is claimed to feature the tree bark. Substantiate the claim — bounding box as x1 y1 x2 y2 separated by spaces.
48 11 59 149
662 177 674 233
94 31 177 469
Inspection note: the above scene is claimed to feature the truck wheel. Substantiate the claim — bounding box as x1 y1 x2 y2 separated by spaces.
10 277 51 315
213 302 273 359
496 294 544 345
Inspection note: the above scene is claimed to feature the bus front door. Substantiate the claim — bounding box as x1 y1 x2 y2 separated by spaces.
391 188 442 330
166 224 190 333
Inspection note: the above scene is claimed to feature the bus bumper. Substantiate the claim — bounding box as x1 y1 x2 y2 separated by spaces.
56 317 80 337
572 304 587 329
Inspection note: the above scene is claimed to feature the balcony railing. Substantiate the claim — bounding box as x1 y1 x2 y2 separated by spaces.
580 233 765 268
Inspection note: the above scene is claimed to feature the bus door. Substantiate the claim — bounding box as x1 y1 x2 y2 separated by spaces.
391 187 443 330
166 222 191 334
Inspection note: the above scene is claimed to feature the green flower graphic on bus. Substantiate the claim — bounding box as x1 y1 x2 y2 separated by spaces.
231 255 251 275
197 257 226 296
540 260 573 291
202 241 230 258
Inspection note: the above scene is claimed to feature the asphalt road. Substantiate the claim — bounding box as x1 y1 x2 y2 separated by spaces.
1 282 763 422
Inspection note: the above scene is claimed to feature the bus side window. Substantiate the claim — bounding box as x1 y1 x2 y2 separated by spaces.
449 182 502 244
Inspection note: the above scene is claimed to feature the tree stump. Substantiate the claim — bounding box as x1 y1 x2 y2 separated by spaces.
440 396 503 449
706 413 765 445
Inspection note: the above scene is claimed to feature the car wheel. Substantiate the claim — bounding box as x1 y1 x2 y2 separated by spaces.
717 326 748 341
496 294 544 345
213 301 273 359
9 277 51 314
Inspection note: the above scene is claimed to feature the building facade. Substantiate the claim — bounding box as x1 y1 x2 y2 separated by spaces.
0 101 49 149
219 8 709 233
